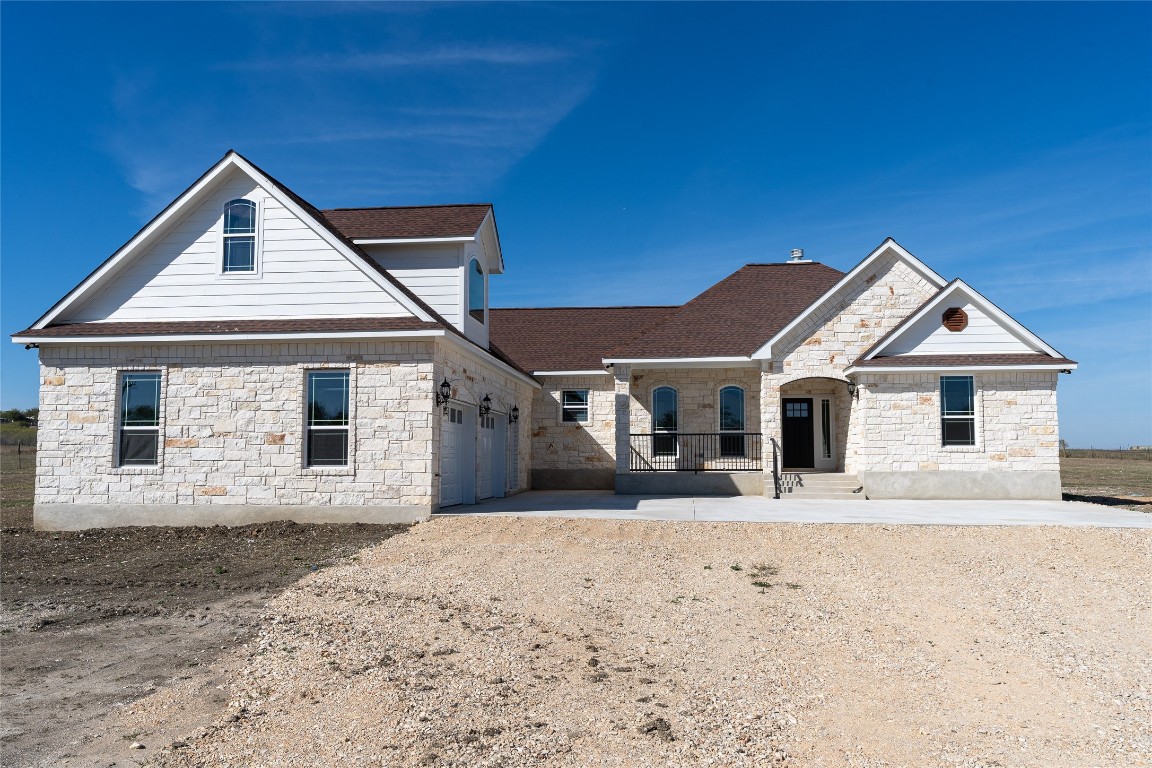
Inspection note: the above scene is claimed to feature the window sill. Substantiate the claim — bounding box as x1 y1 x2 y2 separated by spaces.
111 465 164 475
301 465 355 477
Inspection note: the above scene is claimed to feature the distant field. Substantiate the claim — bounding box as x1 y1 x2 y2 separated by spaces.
0 445 36 527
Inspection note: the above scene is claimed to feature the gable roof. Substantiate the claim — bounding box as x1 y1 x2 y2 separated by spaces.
852 278 1074 365
604 263 845 360
489 306 677 373
322 205 492 240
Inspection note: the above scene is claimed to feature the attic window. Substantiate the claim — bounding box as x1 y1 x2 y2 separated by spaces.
468 258 485 322
942 307 968 332
222 199 257 273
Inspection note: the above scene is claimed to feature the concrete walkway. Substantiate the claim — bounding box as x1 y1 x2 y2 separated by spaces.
438 490 1152 528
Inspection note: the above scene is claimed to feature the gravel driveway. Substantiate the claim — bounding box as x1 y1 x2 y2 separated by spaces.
103 517 1150 767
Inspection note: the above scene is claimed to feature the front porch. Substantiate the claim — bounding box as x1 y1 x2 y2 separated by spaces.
611 364 856 497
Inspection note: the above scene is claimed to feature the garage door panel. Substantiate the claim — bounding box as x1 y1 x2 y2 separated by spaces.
440 406 463 507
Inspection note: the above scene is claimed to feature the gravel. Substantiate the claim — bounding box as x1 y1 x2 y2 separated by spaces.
108 517 1150 767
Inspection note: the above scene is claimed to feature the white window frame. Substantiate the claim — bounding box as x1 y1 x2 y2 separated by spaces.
718 385 746 458
561 389 589 423
468 257 485 322
305 369 352 468
115 370 163 468
652 385 678 458
940 375 977 447
220 198 261 276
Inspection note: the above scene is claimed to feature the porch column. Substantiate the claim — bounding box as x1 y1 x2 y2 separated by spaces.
613 364 631 475
760 362 782 489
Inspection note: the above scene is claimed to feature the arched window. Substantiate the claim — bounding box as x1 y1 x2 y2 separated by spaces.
468 258 485 321
719 385 745 457
222 199 257 273
652 386 677 456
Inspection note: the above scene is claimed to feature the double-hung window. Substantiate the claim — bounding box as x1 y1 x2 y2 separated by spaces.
561 390 589 422
118 372 161 466
306 370 350 466
719 385 745 457
222 199 257 273
940 375 976 446
652 386 678 457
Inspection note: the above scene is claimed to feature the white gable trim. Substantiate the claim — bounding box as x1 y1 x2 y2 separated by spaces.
534 370 612 376
750 238 947 360
863 279 1064 360
13 329 446 345
353 236 475 245
34 152 434 330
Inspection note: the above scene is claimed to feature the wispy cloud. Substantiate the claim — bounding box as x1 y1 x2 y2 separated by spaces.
218 44 578 72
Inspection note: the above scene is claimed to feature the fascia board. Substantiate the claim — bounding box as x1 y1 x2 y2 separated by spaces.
864 279 1063 360
533 370 612 376
229 155 434 323
12 330 447 345
32 153 241 329
438 333 541 389
750 238 948 360
601 356 756 369
352 236 475 245
846 363 1077 374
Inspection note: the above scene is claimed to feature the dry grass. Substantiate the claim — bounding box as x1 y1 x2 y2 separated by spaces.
0 445 36 528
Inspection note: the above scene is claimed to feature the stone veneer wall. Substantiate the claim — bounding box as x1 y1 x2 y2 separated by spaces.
35 341 436 528
628 367 762 434
759 253 939 472
852 371 1060 472
529 375 615 489
434 343 536 502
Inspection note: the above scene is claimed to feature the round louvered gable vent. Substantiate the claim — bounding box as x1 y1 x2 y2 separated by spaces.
942 307 968 332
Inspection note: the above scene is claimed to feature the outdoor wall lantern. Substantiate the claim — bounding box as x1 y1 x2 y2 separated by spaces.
479 394 493 417
435 378 453 414
846 380 858 399
508 406 520 424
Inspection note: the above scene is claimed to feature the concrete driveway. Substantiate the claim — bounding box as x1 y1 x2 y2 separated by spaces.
439 490 1152 528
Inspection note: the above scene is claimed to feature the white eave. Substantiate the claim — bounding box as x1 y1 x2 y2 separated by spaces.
12 329 447 345
846 362 1077 374
352 236 476 245
752 238 947 360
533 370 612 376
602 356 756 369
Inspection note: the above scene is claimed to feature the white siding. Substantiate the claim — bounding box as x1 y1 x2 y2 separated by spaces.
67 171 410 323
883 301 1036 356
364 244 462 327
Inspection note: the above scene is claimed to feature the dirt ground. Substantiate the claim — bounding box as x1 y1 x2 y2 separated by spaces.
0 464 408 768
2 447 1150 767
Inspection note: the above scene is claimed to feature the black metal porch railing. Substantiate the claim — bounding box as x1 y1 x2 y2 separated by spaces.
629 433 763 473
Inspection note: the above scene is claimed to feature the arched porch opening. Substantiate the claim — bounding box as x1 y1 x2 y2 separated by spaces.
778 376 852 471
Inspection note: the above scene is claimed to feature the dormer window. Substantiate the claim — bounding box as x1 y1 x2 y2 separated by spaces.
222 199 257 273
469 257 485 321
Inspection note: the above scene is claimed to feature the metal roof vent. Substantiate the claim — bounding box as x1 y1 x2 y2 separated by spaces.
788 248 811 263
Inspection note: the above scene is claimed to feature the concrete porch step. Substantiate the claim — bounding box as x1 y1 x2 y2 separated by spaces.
778 473 865 500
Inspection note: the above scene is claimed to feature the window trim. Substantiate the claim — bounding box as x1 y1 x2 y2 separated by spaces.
718 385 746 458
940 375 977 447
304 368 353 469
652 385 678 457
468 257 485 322
220 198 261 276
115 370 163 469
561 389 589 423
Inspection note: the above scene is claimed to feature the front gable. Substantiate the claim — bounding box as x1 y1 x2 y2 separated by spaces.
762 241 945 372
37 152 432 328
858 280 1066 361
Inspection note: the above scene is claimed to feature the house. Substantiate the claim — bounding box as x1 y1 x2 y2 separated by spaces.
12 151 1077 530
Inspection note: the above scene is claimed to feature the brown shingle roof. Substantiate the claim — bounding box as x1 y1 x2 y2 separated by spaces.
322 205 492 239
607 263 845 359
488 307 678 372
16 317 442 338
851 353 1077 368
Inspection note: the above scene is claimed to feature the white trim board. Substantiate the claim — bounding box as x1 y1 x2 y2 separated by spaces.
602 356 757 369
533 370 612 377
845 363 1076 374
751 238 947 360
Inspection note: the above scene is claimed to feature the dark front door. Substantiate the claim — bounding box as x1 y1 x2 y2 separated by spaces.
782 398 814 468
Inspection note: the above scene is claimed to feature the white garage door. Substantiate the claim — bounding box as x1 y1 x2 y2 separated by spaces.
440 406 464 507
477 414 495 500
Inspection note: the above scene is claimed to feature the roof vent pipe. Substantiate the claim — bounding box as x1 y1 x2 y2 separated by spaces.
789 248 809 263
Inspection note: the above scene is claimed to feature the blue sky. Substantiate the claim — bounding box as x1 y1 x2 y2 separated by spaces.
2 2 1149 446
